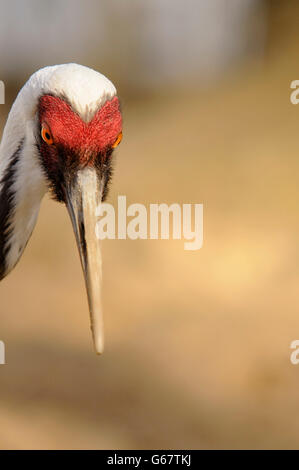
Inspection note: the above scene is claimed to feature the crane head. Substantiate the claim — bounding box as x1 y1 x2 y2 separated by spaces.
0 64 123 354
37 94 122 202
37 90 122 354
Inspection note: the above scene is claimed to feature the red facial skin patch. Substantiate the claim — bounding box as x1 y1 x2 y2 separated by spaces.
38 94 122 164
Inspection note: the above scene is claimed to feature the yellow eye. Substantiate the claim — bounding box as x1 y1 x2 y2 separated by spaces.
41 125 54 145
112 131 122 149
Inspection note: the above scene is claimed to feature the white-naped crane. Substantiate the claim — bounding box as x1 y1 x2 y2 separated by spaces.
0 64 123 354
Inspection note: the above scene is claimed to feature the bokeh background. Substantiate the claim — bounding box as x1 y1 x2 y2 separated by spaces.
0 0 299 449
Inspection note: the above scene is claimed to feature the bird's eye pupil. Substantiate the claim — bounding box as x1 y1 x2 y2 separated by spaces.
41 126 53 144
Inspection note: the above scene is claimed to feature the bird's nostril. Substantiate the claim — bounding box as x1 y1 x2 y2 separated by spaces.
79 220 87 262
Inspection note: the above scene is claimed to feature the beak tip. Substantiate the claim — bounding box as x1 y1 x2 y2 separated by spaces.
95 347 104 356
93 336 104 355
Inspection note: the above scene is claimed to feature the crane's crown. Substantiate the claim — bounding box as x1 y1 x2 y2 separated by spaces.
38 94 122 159
11 63 123 201
33 64 122 157
28 63 118 121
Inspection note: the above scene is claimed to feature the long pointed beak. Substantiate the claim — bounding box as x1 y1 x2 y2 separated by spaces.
65 167 104 354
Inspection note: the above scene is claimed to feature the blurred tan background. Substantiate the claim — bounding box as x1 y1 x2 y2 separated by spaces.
1 0 299 449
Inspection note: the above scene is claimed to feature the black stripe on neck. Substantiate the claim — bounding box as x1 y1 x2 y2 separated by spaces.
0 140 23 280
